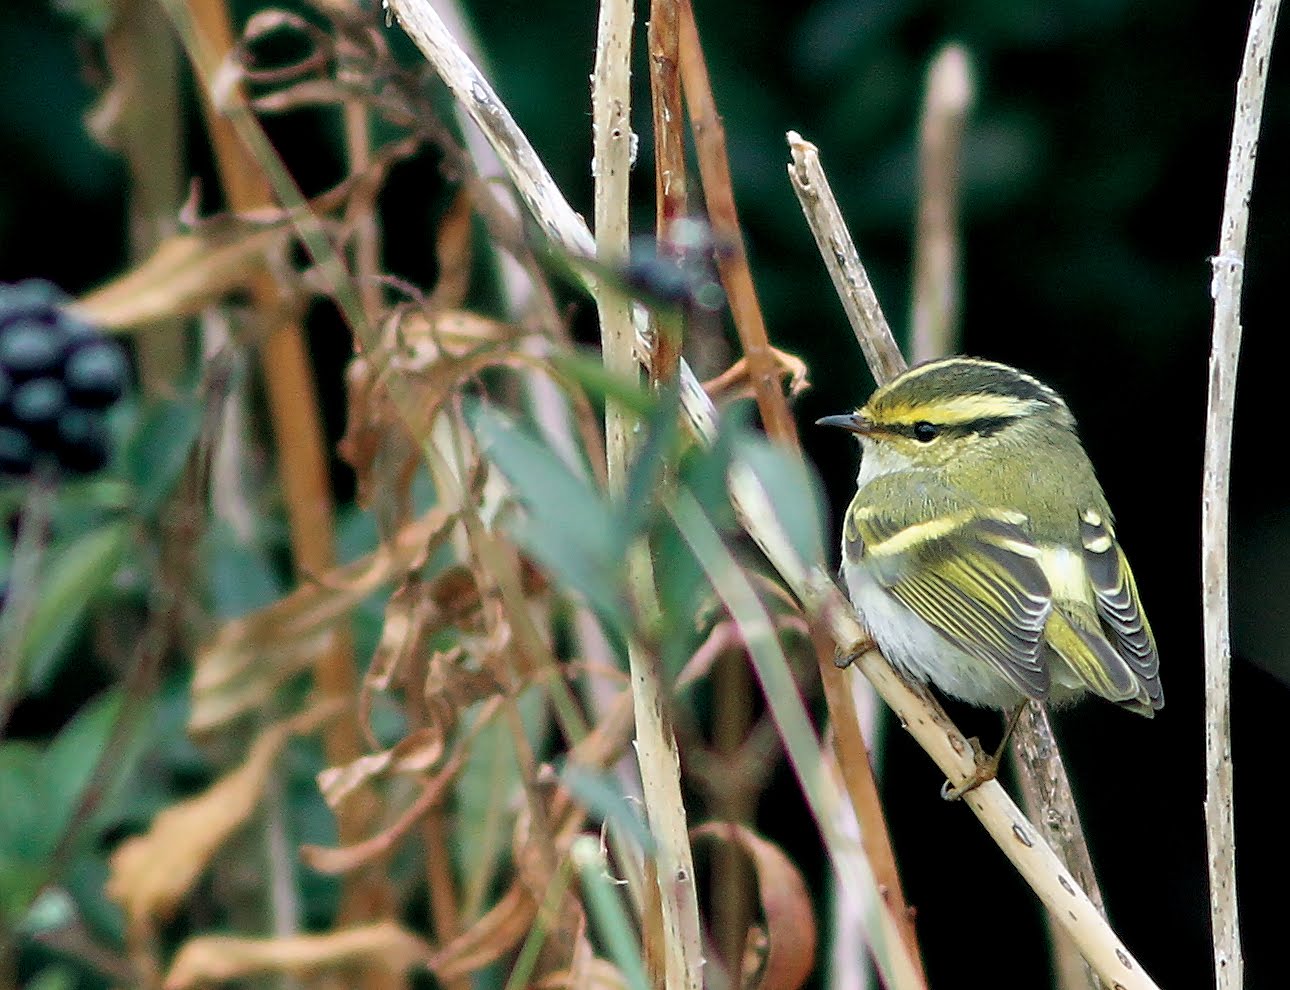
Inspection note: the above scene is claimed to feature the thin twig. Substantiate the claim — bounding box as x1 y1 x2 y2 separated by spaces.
648 0 687 389
909 44 972 366
906 57 1104 989
1011 705 1104 990
677 1 793 443
595 1 704 987
1204 2 1281 988
784 133 906 383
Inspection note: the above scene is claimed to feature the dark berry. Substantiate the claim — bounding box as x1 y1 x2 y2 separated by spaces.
0 427 34 476
55 409 111 475
0 320 68 381
11 377 67 430
64 340 130 409
0 280 69 330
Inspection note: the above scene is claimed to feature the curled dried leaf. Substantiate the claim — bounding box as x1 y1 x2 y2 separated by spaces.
428 188 476 311
358 559 532 745
303 697 502 875
539 956 629 990
108 703 339 930
251 78 350 115
235 9 332 86
317 726 446 810
702 347 810 407
433 882 537 981
339 307 520 529
691 822 817 990
74 224 287 331
76 137 420 332
163 921 435 990
193 508 452 733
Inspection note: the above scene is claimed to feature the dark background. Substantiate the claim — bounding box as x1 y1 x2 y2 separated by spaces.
2 0 1287 987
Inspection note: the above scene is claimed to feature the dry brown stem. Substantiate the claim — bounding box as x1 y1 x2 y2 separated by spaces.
676 7 922 976
184 0 387 927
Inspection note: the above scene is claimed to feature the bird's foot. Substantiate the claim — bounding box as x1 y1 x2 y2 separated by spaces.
939 736 1002 802
833 636 877 669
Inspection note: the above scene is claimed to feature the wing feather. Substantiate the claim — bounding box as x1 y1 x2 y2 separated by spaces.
1079 510 1164 710
855 504 1053 699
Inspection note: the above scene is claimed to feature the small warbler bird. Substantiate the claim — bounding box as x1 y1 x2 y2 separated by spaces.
818 357 1162 793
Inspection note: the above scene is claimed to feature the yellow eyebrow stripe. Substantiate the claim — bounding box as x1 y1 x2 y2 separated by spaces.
867 393 1045 426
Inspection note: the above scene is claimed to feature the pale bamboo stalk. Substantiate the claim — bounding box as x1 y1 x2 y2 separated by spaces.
1204 3 1281 988
594 2 704 987
909 43 971 366
382 4 1155 984
784 132 905 383
426 3 646 916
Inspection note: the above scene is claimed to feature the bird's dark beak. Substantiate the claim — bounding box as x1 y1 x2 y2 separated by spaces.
815 411 871 435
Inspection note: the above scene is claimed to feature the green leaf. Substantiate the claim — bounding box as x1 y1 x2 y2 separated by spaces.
21 522 131 692
0 742 49 885
678 412 742 530
123 398 203 519
44 690 136 838
667 486 907 988
205 522 285 619
470 403 627 629
452 688 548 915
734 434 826 567
21 967 76 990
549 352 657 420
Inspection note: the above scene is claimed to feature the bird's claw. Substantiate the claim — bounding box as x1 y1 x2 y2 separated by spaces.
939 736 1000 801
834 637 876 669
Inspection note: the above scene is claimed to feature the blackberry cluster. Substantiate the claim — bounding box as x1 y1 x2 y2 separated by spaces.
0 281 129 478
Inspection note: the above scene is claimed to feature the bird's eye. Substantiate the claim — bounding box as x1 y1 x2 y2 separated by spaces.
913 421 939 442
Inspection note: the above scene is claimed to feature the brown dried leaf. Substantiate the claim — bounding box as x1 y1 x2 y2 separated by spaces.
428 188 476 310
108 704 338 930
192 508 452 733
302 696 502 875
358 577 443 743
163 922 435 990
74 223 286 331
434 882 538 981
339 307 525 524
316 726 445 810
358 561 523 746
692 822 817 990
702 348 811 406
